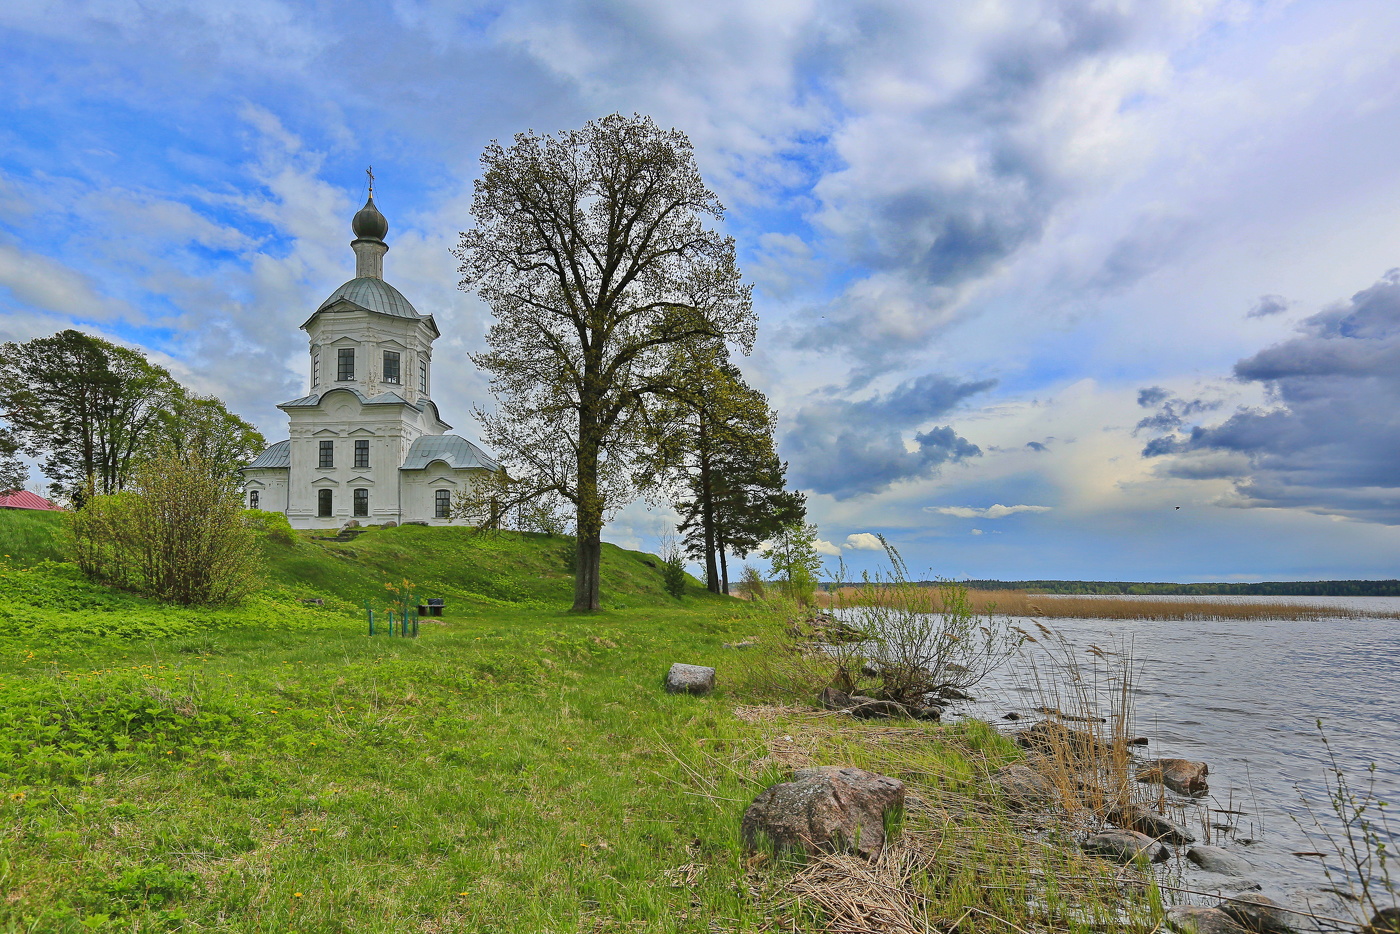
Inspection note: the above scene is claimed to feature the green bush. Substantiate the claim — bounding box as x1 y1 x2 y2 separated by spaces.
242 509 295 545
662 548 686 598
69 453 261 606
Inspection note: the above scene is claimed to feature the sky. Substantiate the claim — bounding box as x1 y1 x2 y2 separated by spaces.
3 0 1400 583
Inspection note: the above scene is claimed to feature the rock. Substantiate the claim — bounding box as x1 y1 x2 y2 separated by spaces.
1167 907 1251 934
993 764 1056 809
664 663 715 696
1082 829 1170 864
381 520 397 528
1365 908 1400 934
723 640 757 649
820 688 938 720
1107 803 1196 845
1216 894 1294 933
937 686 973 701
342 519 361 529
847 696 917 720
1002 712 1022 721
741 766 905 858
1124 736 1150 746
819 686 852 710
1187 845 1253 876
1138 757 1209 796
1016 720 1109 758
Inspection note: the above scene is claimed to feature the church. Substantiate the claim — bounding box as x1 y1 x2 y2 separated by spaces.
241 188 498 529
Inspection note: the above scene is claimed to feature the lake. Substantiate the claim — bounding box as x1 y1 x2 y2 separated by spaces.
848 597 1400 922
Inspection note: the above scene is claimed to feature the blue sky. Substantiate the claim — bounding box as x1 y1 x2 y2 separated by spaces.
4 0 1400 582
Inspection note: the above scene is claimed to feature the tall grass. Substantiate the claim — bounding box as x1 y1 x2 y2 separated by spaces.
826 587 1398 620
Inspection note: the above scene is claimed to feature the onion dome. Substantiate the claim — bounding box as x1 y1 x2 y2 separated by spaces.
351 195 388 241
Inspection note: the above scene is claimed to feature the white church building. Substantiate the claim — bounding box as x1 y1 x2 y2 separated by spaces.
241 190 498 529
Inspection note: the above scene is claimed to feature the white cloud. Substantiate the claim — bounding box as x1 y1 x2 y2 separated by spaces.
842 532 884 551
927 504 1053 519
970 528 983 535
813 538 842 557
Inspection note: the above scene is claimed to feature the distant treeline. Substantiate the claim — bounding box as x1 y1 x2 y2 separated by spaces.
951 579 1400 597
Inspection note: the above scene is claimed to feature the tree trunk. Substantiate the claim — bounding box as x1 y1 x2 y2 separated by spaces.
573 418 604 612
718 533 730 595
697 421 720 593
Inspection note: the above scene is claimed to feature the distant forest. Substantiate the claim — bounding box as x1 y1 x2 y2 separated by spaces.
953 579 1400 596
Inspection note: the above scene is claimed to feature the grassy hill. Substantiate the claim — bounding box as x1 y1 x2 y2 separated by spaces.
0 510 1130 934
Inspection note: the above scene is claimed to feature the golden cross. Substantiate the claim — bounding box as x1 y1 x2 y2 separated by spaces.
366 165 374 196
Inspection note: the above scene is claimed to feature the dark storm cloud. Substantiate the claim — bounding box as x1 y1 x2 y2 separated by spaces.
1142 269 1400 523
783 374 993 499
1247 294 1290 318
1025 441 1047 452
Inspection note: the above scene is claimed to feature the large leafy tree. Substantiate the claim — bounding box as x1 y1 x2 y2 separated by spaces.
456 113 755 611
0 329 264 500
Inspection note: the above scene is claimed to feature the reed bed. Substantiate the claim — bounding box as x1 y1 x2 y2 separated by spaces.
821 587 1398 621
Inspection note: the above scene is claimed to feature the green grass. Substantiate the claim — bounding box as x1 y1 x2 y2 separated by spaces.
0 508 65 566
0 512 1161 933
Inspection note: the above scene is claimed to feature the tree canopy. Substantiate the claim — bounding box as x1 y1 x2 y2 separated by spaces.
0 329 264 501
456 113 756 611
645 343 803 593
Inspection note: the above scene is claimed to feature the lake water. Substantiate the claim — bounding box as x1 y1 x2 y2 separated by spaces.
845 598 1400 922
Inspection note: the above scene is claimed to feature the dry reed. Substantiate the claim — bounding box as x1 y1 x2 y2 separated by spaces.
821 587 1397 621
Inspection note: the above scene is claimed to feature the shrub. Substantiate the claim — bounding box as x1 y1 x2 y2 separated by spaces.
839 537 1021 704
736 564 766 600
662 547 687 598
242 508 295 545
68 452 261 606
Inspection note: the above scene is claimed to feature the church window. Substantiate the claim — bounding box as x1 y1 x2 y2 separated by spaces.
318 489 333 517
312 354 319 387
383 351 400 384
419 359 428 393
435 489 450 518
337 348 355 381
319 440 334 468
248 490 259 509
353 488 369 517
354 439 369 468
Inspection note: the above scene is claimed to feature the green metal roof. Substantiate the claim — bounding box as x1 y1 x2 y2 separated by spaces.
316 277 420 319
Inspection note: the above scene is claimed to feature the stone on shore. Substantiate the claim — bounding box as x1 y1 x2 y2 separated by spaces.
1137 757 1209 795
993 764 1056 809
818 686 940 720
741 766 905 859
1187 845 1253 876
664 663 715 695
1167 907 1251 934
1016 719 1109 758
1216 893 1294 934
1108 803 1196 845
1365 908 1400 934
1082 828 1170 864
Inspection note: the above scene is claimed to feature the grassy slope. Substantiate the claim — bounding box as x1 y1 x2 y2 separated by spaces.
0 513 793 933
0 512 1140 934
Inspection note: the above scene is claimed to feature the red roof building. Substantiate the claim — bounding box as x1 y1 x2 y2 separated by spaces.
0 490 60 511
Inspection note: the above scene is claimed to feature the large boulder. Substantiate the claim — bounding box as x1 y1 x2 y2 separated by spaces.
1216 894 1294 934
1187 845 1253 876
741 766 905 859
993 764 1056 810
664 663 715 696
1137 757 1209 796
1107 803 1196 845
1082 828 1170 864
818 686 940 720
1167 907 1251 934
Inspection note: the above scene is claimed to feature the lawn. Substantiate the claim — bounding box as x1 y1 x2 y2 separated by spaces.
0 512 1157 934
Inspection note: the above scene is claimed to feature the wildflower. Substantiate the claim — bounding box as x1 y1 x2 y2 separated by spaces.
293 892 303 898
9 791 25 801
